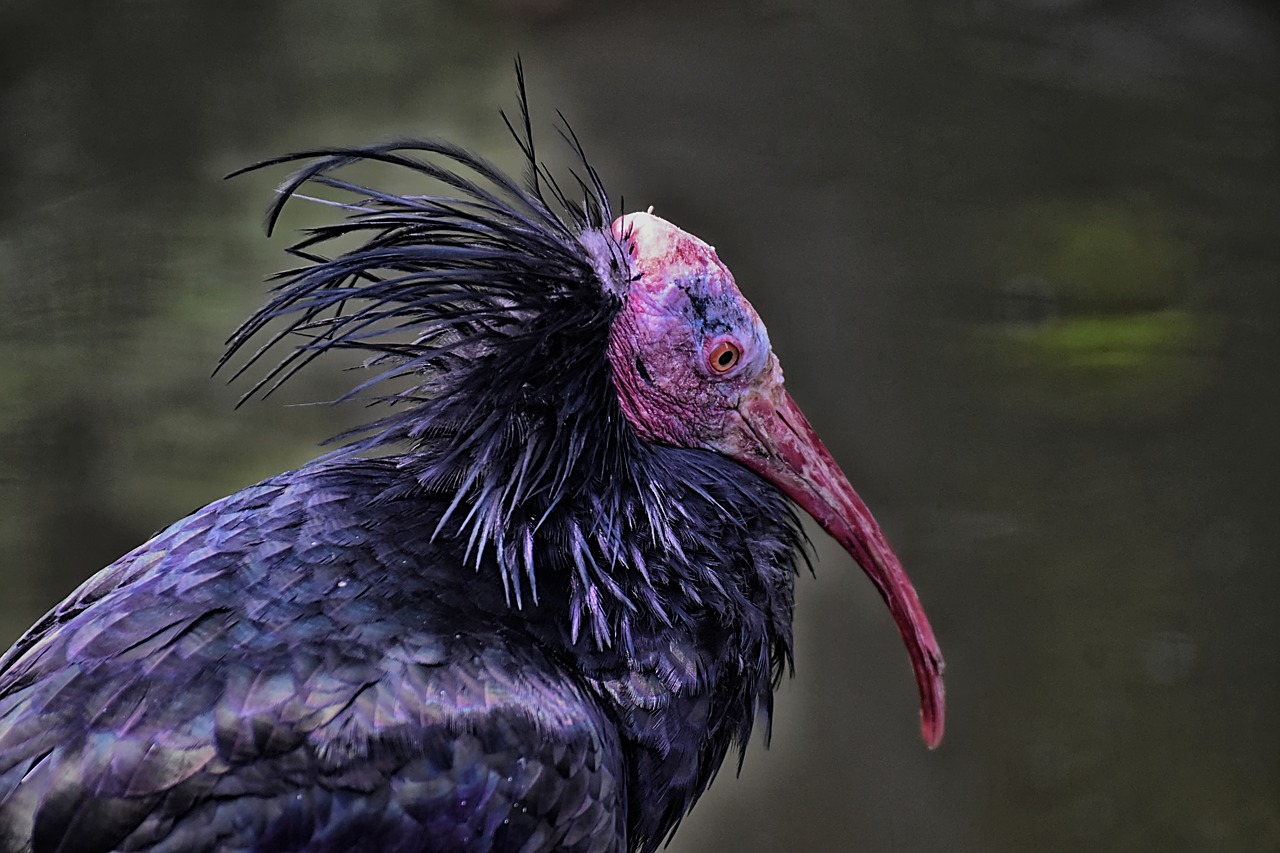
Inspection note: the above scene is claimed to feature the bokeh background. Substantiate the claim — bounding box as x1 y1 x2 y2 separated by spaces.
1 2 1277 850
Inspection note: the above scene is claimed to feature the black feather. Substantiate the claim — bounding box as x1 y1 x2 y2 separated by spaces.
222 73 653 621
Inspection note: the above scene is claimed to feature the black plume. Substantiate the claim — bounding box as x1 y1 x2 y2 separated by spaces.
220 68 670 637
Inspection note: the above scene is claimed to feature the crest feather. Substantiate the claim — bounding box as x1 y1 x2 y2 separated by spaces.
221 71 662 625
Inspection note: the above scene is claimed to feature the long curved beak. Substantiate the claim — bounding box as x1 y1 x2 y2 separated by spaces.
728 382 945 748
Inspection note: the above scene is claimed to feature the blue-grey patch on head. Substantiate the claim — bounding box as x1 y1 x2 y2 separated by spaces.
673 274 741 333
679 283 768 353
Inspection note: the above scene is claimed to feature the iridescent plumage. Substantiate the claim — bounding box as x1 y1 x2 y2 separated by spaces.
0 72 941 853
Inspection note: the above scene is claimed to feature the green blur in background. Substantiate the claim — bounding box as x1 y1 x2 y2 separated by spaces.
1 2 1277 851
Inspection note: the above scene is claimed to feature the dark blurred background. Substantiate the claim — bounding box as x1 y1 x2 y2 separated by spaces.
1 1 1277 850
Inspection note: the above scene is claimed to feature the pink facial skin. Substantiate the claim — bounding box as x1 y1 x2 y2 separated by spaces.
606 212 945 749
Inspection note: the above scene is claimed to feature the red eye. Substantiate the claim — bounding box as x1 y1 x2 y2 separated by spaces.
708 338 742 374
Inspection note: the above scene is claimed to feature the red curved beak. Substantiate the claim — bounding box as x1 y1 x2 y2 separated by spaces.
728 382 945 748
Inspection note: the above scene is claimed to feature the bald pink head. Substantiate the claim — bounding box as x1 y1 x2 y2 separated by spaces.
605 211 945 748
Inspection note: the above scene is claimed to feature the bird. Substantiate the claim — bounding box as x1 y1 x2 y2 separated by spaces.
0 75 944 853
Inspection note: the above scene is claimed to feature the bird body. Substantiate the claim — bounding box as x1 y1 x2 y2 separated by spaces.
0 79 943 852
0 453 796 852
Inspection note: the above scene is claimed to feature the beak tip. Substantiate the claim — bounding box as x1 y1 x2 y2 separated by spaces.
920 666 946 749
922 714 945 750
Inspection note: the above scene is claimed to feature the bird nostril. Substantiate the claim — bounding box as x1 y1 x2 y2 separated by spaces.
774 406 804 442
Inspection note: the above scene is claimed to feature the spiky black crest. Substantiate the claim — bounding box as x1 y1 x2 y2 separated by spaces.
221 72 687 642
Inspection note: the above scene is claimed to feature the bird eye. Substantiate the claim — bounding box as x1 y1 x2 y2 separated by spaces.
708 338 742 375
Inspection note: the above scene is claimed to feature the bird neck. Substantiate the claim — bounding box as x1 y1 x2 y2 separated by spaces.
381 406 804 659
550 443 804 851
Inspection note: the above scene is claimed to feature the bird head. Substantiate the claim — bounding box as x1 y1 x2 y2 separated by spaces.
605 212 945 749
226 107 943 748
